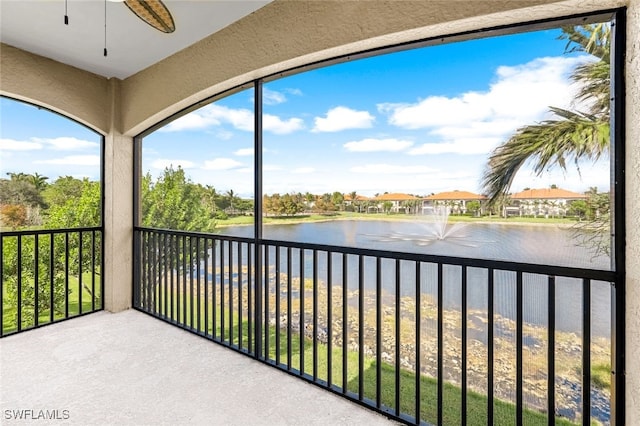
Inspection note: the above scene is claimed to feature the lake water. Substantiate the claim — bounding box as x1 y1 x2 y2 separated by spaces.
218 219 612 337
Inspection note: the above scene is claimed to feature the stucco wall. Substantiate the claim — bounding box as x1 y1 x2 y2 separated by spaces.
625 0 640 423
103 79 133 313
0 43 110 134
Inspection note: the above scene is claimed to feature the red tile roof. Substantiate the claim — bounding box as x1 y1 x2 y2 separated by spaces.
373 193 419 201
344 194 370 201
425 190 486 200
510 188 586 200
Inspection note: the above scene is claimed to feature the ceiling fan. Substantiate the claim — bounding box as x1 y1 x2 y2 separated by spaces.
64 0 175 56
122 0 176 33
65 0 175 33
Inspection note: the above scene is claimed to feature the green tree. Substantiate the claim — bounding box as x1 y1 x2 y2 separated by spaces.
46 179 101 228
43 179 102 284
331 192 344 211
313 193 336 214
234 198 253 214
466 200 481 217
282 193 303 216
568 199 588 219
43 176 85 208
28 172 49 191
141 166 213 231
263 193 275 216
202 185 219 213
0 177 46 208
571 189 610 256
1 235 69 329
225 189 237 213
482 24 610 204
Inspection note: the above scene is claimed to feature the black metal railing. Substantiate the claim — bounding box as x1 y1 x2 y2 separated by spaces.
1 227 104 337
134 227 619 425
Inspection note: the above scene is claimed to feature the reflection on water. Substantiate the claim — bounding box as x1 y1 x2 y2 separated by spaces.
258 219 611 270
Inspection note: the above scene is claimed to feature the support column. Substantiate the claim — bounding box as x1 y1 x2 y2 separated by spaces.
103 78 133 312
626 0 640 424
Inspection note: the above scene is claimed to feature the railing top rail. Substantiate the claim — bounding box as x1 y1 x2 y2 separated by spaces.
135 226 616 282
260 238 615 281
0 226 103 237
135 226 255 244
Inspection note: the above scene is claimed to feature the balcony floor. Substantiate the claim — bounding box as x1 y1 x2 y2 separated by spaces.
0 310 395 425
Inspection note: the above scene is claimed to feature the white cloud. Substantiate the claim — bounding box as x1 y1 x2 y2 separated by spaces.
350 164 436 174
1 137 98 152
35 137 98 151
430 119 523 140
263 88 286 105
161 104 303 135
263 114 305 134
161 104 252 132
408 138 500 155
216 130 234 140
142 147 159 155
344 138 413 152
285 88 303 96
234 148 254 156
511 156 610 193
151 159 196 169
378 56 588 155
203 158 244 170
161 112 219 132
292 167 315 174
313 106 375 132
34 155 100 166
264 164 283 171
0 138 43 151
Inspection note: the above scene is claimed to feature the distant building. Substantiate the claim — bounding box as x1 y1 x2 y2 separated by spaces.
508 187 587 217
343 193 370 212
422 190 486 215
372 193 420 213
343 193 370 203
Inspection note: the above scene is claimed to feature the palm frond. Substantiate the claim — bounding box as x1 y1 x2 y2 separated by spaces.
482 110 609 205
560 24 610 60
572 59 610 117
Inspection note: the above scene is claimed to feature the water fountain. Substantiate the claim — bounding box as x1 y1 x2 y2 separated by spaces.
369 205 486 247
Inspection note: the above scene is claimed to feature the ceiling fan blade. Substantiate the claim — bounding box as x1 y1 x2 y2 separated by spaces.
124 0 175 33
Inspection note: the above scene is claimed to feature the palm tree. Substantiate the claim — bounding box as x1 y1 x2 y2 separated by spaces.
204 185 218 212
226 189 236 213
28 173 49 191
348 190 359 212
6 172 29 181
481 24 610 204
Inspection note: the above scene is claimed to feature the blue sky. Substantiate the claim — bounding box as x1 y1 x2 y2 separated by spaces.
0 100 102 180
1 25 610 197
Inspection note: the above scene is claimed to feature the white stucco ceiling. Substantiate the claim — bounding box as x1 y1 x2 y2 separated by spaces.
0 0 271 79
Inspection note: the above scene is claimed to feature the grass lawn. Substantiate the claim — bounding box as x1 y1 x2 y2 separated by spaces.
144 289 578 425
2 272 102 334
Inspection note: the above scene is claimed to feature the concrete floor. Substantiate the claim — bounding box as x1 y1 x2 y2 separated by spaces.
0 310 395 425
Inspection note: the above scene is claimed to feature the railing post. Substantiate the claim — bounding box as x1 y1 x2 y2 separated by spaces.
254 79 263 359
